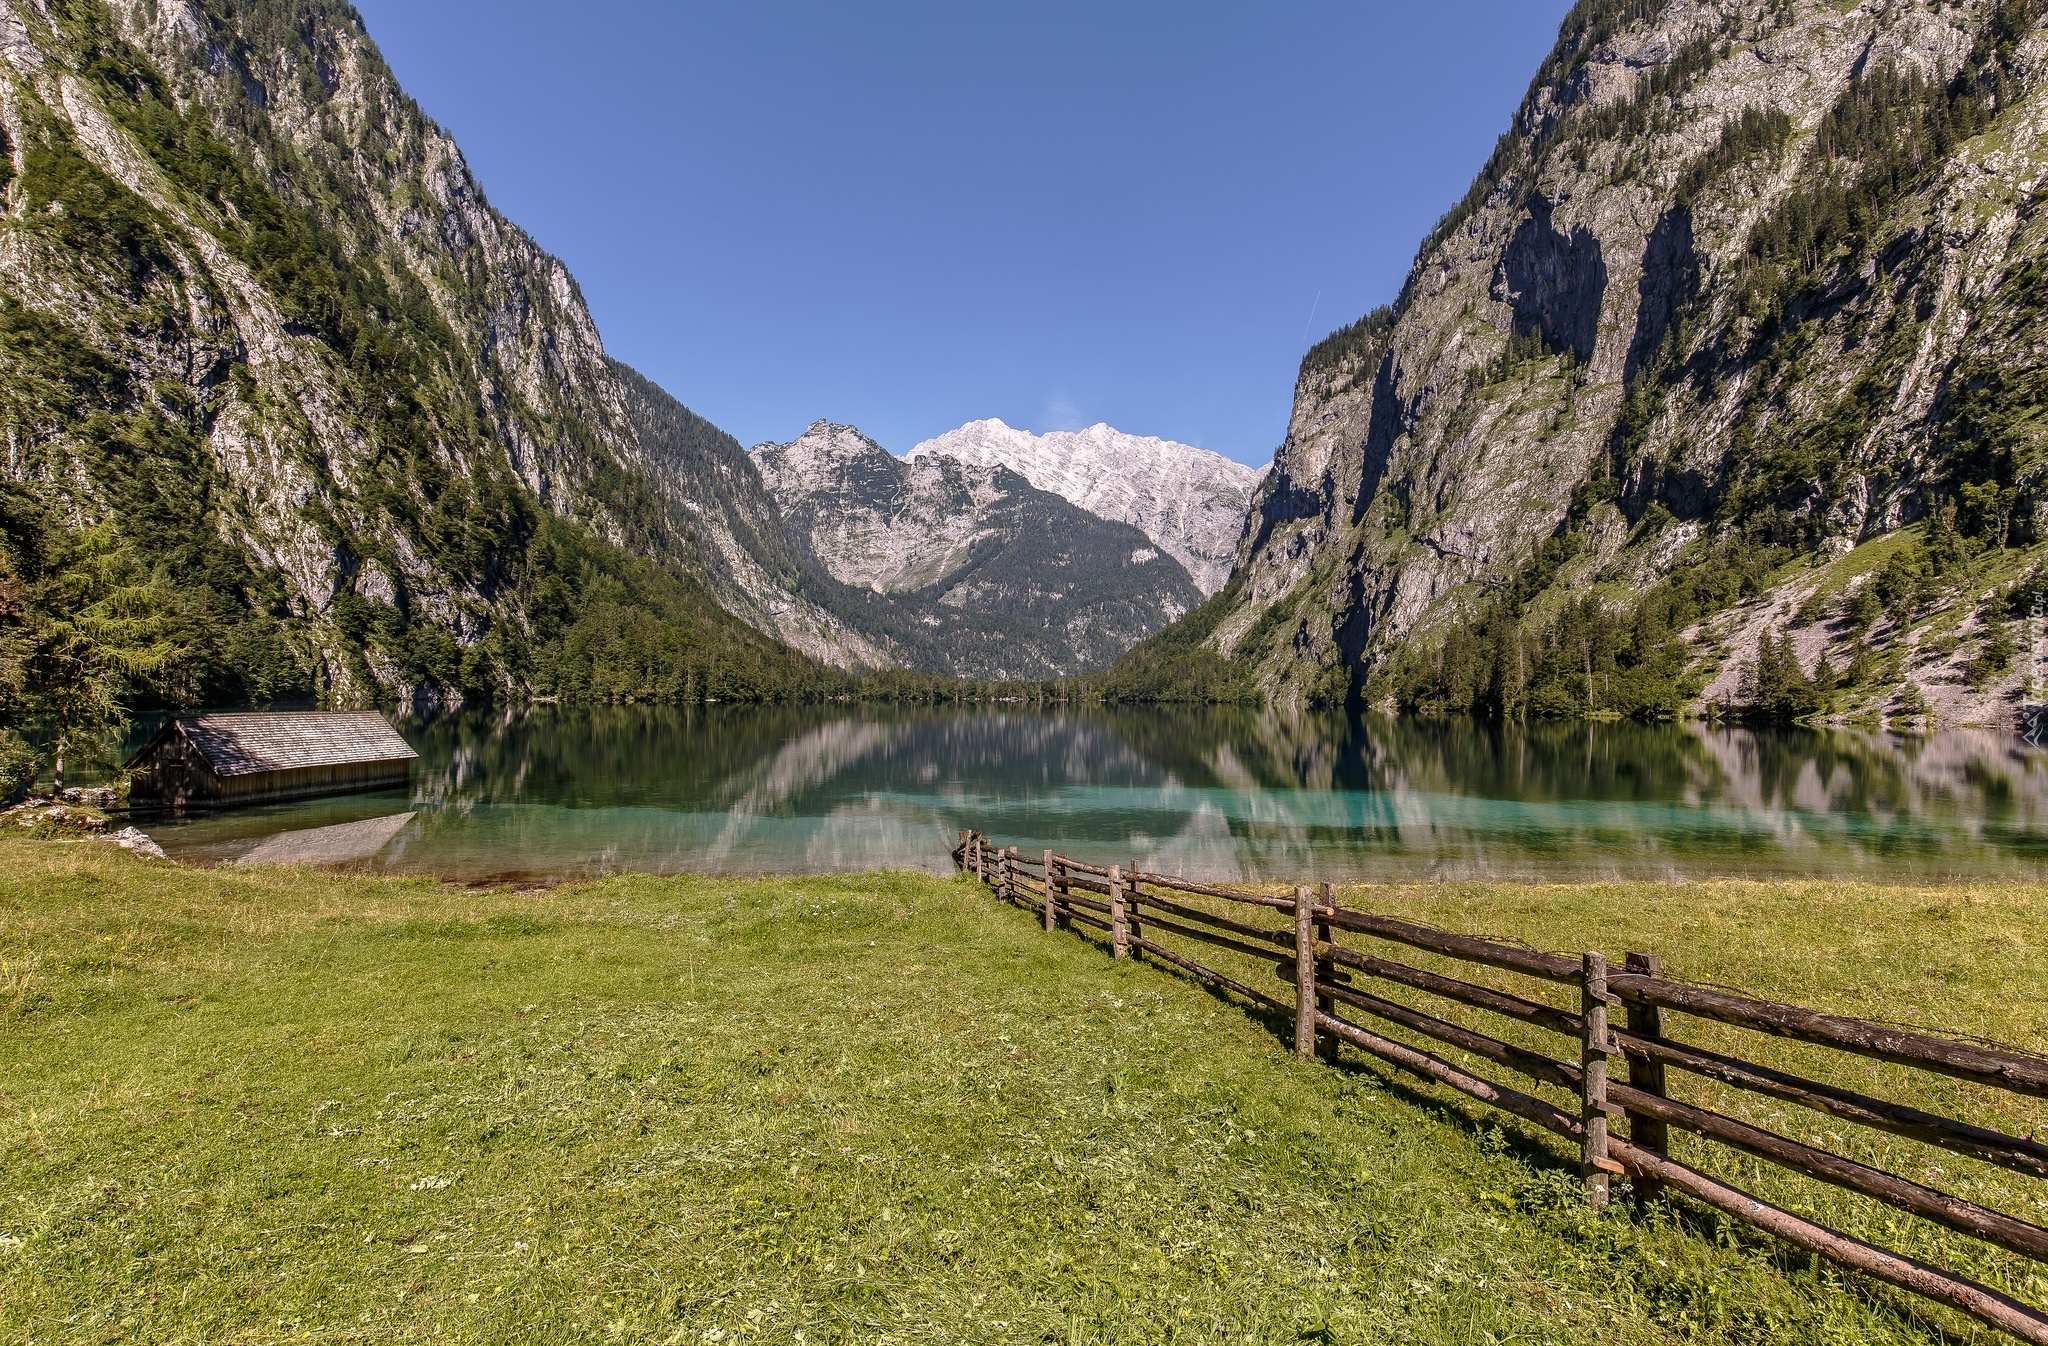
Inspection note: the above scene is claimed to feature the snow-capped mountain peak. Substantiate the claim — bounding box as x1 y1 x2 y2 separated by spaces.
746 421 1203 677
908 420 1265 594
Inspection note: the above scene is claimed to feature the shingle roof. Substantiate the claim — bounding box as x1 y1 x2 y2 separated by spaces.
165 712 418 778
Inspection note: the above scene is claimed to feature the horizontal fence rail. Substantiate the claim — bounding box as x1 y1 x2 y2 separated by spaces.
952 831 2048 1344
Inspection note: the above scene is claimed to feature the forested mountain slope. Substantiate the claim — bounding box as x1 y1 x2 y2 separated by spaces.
0 0 820 717
610 366 893 671
1188 0 2048 727
754 422 1204 679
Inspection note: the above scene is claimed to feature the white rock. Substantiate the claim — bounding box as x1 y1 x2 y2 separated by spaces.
109 827 168 861
752 422 1011 593
910 419 1266 594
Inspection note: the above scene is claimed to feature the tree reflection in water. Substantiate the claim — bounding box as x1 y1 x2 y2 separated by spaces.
133 705 2048 884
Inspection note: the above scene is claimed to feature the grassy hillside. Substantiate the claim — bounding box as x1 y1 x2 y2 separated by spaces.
5 840 2045 1342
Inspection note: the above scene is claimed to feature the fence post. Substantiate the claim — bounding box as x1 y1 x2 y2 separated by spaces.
1109 866 1128 959
1127 856 1144 961
1624 951 1669 1204
1043 849 1057 932
957 831 966 872
1315 881 1336 1062
1294 886 1317 1060
1581 951 1612 1211
1002 847 1016 902
973 833 984 883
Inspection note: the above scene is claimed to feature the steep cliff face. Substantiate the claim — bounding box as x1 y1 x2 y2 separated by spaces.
611 367 891 671
756 423 988 594
0 0 817 707
753 422 1204 678
908 419 1265 595
1214 0 2048 725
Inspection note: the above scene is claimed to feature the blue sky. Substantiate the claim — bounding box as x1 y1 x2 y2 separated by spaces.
351 1 1575 465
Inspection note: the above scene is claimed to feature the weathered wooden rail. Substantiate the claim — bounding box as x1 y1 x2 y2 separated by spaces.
954 831 2048 1343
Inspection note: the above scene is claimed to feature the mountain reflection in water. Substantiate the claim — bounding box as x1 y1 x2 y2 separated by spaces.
133 705 2048 883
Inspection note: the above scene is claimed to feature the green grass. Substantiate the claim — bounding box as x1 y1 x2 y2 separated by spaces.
2 841 2046 1344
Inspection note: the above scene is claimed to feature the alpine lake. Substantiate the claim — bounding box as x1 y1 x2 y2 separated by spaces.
117 704 2048 885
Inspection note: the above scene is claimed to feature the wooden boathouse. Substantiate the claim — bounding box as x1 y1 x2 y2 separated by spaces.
126 712 418 809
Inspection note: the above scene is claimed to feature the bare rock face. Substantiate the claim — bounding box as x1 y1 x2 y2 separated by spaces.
1207 0 2048 722
612 366 892 671
0 0 1238 694
0 0 779 704
1494 196 1608 365
909 419 1265 596
751 422 1204 678
755 423 996 594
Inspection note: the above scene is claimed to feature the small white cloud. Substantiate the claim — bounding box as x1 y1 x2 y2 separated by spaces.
1042 393 1085 432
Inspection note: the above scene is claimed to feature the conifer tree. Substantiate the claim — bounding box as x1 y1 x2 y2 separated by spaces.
19 524 185 792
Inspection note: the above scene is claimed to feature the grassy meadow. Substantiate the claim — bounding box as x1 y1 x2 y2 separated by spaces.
3 837 2047 1344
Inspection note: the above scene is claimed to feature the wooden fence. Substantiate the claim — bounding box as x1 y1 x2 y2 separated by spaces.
954 831 2048 1343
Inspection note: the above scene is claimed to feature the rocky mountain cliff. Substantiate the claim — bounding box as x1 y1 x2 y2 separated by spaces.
0 0 1227 709
0 0 819 709
909 419 1264 595
1189 0 2048 728
611 366 892 670
753 421 1203 678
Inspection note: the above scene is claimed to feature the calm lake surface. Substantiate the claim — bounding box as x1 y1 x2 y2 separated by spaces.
124 706 2048 884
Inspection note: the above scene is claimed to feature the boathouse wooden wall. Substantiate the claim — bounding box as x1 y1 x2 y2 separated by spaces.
127 721 414 809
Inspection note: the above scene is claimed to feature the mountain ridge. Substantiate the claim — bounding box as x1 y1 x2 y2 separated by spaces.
0 0 825 714
611 369 894 671
749 419 1204 679
910 418 1264 596
1147 0 2048 729
38 0 2048 731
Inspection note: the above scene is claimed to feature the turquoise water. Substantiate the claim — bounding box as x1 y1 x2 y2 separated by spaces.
129 705 2048 883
